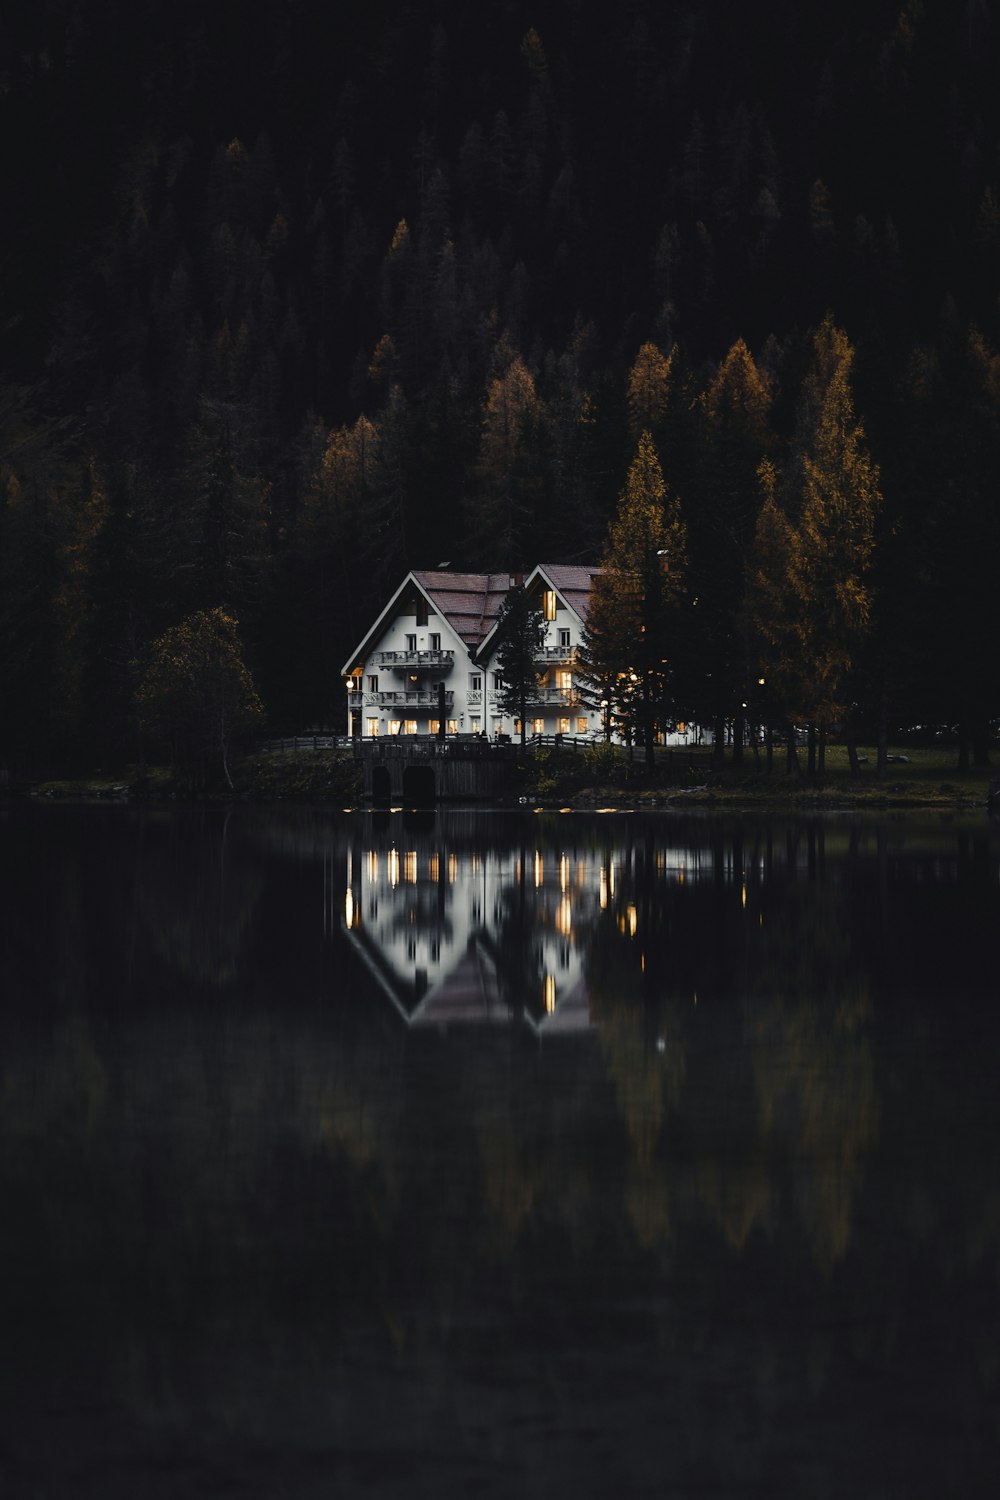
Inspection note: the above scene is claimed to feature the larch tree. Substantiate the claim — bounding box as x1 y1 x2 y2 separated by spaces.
582 431 687 767
470 354 545 570
626 342 674 442
751 317 881 770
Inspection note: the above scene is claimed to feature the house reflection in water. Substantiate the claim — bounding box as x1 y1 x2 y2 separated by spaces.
340 819 722 1036
342 834 600 1035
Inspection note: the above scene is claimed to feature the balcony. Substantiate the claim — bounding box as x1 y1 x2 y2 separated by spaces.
534 644 577 664
364 689 455 708
371 649 454 673
488 686 578 708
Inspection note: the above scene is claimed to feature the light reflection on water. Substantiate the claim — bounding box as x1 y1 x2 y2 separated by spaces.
0 803 998 1496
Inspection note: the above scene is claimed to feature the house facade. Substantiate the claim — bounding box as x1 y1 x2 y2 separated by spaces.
341 562 703 745
341 564 604 740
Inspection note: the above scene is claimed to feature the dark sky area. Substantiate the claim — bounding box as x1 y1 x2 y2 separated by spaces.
1 0 998 763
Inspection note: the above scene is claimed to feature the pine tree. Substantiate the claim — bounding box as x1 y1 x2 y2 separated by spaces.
491 583 544 747
582 432 687 767
750 318 881 766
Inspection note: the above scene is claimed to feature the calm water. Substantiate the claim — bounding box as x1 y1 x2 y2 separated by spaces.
1 801 998 1497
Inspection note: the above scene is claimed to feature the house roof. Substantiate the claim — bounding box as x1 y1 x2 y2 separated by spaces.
340 569 513 674
532 563 603 627
474 561 603 661
411 570 511 652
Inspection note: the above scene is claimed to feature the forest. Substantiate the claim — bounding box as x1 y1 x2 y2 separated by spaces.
1 0 999 772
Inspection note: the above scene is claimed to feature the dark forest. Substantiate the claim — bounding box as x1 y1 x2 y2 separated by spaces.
2 0 999 770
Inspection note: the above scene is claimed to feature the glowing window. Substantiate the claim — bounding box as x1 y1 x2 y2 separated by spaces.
577 717 588 734
366 718 379 737
389 720 401 735
542 589 557 620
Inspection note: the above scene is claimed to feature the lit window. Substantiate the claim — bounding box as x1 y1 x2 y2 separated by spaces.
368 674 378 692
577 717 588 734
366 718 379 737
469 716 481 733
533 717 545 735
404 720 417 734
557 717 570 734
542 589 557 620
389 720 401 735
447 719 458 734
428 719 440 735
556 669 572 693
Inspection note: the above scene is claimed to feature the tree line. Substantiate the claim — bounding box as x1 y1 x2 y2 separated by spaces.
1 1 999 771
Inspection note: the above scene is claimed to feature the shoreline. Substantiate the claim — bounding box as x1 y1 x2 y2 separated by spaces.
9 743 995 815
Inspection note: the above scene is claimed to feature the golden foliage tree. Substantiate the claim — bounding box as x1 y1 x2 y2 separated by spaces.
750 317 881 759
582 431 687 766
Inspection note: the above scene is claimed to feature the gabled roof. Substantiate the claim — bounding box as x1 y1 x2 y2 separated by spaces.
530 563 603 627
475 561 602 661
412 570 511 652
340 569 511 674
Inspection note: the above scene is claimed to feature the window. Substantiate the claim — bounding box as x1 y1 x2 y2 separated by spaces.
559 628 570 648
493 672 504 689
493 719 504 737
416 598 428 627
557 717 570 734
429 632 441 650
389 720 401 735
556 669 572 693
366 718 379 737
469 716 481 734
405 633 416 651
428 719 440 735
533 717 545 735
368 674 378 692
542 589 557 620
447 719 458 735
577 717 588 734
469 673 481 691
404 720 417 734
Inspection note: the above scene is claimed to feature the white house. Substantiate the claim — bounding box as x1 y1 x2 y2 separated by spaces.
340 562 702 745
341 564 604 741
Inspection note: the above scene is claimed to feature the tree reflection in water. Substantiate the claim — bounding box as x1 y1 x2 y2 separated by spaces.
0 804 998 1496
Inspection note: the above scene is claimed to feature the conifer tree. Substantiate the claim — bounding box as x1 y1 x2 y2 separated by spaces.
750 317 881 767
582 432 687 767
491 583 544 747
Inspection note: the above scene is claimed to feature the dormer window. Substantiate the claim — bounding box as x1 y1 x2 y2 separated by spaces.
416 598 428 627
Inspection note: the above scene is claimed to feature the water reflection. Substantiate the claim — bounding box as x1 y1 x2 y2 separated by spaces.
1 804 998 1496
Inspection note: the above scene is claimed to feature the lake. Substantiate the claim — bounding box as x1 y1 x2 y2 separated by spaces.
1 801 998 1497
